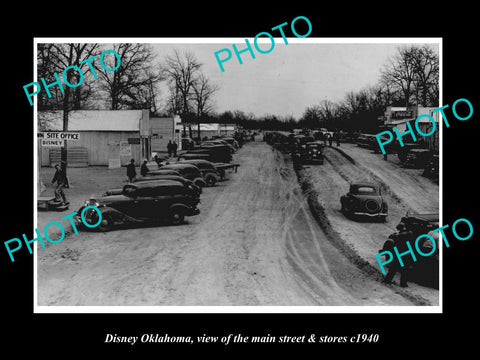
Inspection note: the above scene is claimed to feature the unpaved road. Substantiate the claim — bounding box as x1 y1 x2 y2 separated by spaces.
37 140 435 307
297 143 439 304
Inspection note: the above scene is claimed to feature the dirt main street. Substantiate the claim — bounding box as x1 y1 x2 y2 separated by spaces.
37 139 437 307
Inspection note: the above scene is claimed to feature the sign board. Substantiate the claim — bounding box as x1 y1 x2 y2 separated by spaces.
120 141 132 156
38 132 80 140
128 137 141 144
108 158 121 169
41 139 64 147
391 111 413 119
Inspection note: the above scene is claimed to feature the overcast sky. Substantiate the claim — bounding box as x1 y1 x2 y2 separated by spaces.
151 40 440 119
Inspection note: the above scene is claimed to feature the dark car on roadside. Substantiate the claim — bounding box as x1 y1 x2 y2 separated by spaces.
379 212 439 288
77 181 200 231
158 163 207 188
144 169 183 177
340 182 388 221
177 159 221 186
177 153 212 161
184 144 232 163
402 148 433 169
422 154 439 183
304 141 325 164
103 175 202 197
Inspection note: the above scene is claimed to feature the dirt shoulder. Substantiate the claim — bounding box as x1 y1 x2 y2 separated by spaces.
37 140 434 307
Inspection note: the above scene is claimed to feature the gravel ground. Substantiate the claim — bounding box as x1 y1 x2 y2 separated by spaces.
36 139 436 307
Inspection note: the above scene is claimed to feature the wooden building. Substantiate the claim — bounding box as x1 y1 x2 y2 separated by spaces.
38 110 151 167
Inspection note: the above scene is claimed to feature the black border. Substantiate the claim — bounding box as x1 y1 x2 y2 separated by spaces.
4 5 478 355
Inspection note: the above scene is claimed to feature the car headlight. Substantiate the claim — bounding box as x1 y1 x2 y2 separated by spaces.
85 199 100 207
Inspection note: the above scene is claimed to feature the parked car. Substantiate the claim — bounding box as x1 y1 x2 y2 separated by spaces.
219 137 239 149
303 141 325 164
103 176 202 197
184 144 233 163
78 181 200 231
177 159 221 186
379 212 439 288
340 182 388 221
177 153 212 161
202 140 236 153
144 169 183 177
157 163 207 188
422 154 439 183
402 148 433 168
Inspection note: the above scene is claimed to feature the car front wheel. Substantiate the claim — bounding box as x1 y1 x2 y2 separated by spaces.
205 175 216 187
97 214 113 232
170 209 185 225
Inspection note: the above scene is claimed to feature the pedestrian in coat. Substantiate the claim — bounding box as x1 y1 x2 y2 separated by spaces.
140 159 150 177
126 159 136 183
52 163 69 205
172 141 178 157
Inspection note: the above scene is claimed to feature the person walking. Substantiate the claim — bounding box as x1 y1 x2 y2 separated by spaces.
167 140 173 157
172 141 178 157
126 158 136 183
140 159 150 177
382 223 413 287
52 163 69 205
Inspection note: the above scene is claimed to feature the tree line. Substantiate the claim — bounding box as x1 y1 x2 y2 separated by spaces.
38 43 439 135
37 43 217 118
296 44 439 133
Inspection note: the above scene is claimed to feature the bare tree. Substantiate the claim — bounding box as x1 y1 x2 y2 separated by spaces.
97 43 162 110
162 50 202 116
381 45 417 107
37 43 100 172
410 45 439 106
192 72 218 117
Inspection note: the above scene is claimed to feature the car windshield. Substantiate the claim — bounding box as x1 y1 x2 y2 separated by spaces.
123 186 137 197
353 186 378 195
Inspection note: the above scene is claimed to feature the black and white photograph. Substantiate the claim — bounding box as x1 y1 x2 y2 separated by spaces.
3 6 478 355
33 39 441 310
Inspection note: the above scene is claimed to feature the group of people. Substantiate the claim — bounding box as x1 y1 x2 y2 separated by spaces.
126 158 151 183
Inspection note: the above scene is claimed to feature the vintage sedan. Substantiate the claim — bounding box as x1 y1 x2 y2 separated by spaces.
340 182 388 221
78 181 200 231
103 175 202 197
155 163 207 188
177 159 221 186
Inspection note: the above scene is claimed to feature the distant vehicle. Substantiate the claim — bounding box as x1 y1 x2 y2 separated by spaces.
315 128 334 140
202 140 236 153
219 137 239 149
422 154 439 183
397 143 425 162
158 163 208 188
303 141 325 164
340 182 388 221
184 144 233 163
402 149 433 168
177 159 221 186
77 181 200 231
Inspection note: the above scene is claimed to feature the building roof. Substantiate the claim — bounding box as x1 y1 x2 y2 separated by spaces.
39 110 143 131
